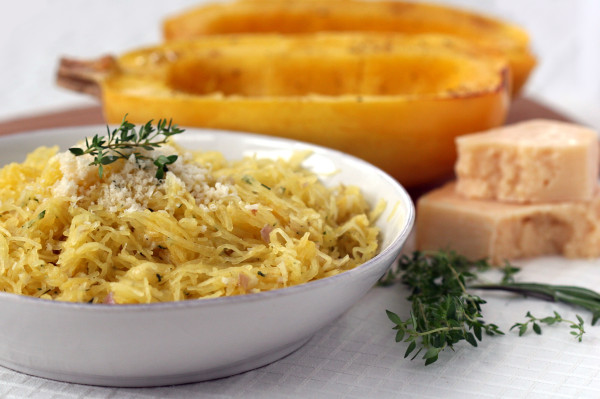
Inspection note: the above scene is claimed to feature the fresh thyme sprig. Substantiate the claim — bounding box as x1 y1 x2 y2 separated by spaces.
68 115 184 179
511 311 585 342
383 251 504 365
382 251 599 365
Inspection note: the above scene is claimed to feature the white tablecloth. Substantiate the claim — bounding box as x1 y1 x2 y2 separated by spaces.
2 256 600 398
3 1 600 397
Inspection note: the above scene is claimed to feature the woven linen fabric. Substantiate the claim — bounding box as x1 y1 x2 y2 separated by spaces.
1 257 600 398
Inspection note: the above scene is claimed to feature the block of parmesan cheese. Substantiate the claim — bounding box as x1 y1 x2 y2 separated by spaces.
417 182 600 264
455 119 599 203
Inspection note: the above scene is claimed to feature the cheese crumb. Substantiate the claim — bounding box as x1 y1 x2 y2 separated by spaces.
50 145 239 213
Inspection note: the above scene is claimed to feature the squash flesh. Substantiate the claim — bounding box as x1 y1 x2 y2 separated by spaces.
99 34 510 187
163 0 534 95
167 52 498 98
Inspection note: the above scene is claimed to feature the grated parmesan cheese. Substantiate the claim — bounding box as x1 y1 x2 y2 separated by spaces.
50 145 241 214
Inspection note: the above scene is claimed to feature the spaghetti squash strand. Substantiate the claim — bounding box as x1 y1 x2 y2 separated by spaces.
0 144 382 303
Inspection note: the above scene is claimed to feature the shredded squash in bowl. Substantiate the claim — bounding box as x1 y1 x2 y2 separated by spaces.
0 138 383 304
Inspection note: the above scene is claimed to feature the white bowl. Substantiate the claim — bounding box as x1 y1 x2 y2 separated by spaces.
0 126 414 387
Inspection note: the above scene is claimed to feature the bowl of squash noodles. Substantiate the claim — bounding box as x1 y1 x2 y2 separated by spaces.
0 119 414 386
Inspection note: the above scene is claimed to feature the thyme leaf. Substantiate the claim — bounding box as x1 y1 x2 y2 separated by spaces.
23 210 46 229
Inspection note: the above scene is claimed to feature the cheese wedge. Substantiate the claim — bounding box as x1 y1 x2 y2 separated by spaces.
417 182 600 264
455 119 599 203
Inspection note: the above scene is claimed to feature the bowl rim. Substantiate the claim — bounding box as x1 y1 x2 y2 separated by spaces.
0 125 415 312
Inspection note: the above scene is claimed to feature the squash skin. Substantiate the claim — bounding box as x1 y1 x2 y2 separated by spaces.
99 34 510 187
163 0 534 95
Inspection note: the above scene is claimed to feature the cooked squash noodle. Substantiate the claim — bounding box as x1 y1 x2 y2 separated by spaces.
0 143 381 304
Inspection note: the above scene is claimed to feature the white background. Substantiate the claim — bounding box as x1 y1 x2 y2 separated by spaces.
2 1 600 398
1 0 600 128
